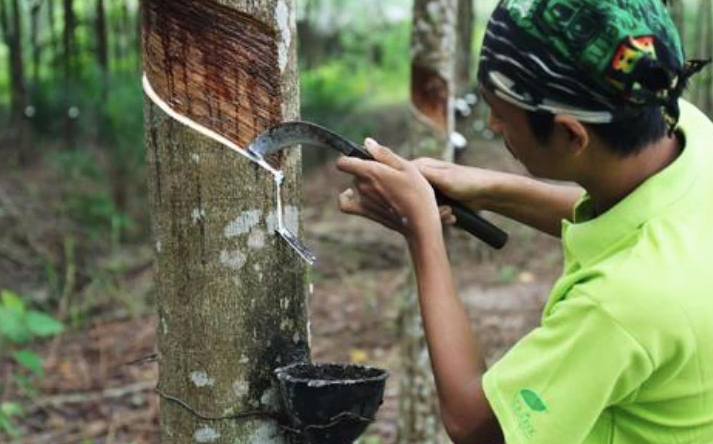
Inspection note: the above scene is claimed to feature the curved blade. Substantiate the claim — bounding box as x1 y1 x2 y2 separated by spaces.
247 121 363 158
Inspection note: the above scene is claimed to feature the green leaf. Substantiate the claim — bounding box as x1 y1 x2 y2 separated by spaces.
0 307 28 344
0 402 24 418
12 350 43 377
25 311 64 338
0 411 19 438
0 290 25 315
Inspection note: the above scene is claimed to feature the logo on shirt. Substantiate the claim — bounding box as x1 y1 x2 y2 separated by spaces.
519 388 548 413
512 389 547 438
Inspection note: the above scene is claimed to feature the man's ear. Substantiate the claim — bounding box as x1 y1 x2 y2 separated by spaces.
553 115 589 154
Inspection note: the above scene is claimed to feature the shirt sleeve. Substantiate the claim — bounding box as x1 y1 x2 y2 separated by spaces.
482 293 653 444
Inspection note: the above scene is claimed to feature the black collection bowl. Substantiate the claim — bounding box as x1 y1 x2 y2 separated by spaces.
275 362 389 444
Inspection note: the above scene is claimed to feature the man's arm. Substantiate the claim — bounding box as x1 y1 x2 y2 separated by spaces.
336 142 504 443
413 159 583 237
408 223 504 444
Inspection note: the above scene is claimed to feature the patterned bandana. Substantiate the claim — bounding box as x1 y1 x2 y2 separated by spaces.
478 0 711 133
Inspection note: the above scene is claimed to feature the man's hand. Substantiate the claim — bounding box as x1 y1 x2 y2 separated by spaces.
412 157 502 211
336 139 449 240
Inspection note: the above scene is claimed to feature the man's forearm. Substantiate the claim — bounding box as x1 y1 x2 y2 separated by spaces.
483 174 583 237
408 226 490 437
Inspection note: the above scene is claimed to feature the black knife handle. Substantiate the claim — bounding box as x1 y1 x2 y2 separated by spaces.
433 190 508 249
347 144 508 249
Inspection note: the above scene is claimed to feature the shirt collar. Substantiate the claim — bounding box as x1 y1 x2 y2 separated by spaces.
562 100 710 266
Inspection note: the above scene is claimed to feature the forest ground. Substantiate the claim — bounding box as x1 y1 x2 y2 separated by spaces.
0 106 564 444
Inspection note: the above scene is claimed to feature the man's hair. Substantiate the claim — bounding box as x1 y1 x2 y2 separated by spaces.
526 107 668 156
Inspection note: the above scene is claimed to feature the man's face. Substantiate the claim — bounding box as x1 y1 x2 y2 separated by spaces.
481 87 572 180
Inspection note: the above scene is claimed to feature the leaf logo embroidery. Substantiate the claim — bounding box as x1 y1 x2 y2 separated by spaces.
519 389 547 413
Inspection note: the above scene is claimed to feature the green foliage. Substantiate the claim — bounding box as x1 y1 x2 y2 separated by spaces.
0 290 64 439
300 20 410 144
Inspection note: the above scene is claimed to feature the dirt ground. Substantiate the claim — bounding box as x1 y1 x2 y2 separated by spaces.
0 134 563 444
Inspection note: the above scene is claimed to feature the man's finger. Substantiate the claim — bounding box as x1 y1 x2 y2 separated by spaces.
364 138 404 170
339 189 402 233
336 155 379 178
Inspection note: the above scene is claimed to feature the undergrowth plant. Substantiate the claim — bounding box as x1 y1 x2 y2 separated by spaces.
0 289 64 439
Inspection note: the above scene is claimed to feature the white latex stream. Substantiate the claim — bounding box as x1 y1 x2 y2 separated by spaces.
142 73 315 264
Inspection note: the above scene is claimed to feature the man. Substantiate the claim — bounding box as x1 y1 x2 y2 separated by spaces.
336 0 713 443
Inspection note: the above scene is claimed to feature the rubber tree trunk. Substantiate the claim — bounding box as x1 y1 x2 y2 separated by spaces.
142 0 309 442
30 0 42 86
454 0 474 165
2 0 29 165
398 1 457 443
62 0 75 79
669 0 685 45
95 0 109 101
47 0 58 70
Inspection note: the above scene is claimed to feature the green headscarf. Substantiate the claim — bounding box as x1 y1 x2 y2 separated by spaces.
478 0 710 132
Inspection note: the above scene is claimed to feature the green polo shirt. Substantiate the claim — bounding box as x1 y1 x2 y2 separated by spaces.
483 100 713 444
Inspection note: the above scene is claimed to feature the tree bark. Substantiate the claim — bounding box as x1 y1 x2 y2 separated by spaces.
143 0 308 443
62 0 75 79
3 0 29 164
669 0 685 45
95 0 109 100
454 0 474 165
30 0 42 85
47 0 58 69
398 1 457 443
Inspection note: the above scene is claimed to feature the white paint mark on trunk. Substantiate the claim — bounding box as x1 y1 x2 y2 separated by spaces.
192 208 206 225
293 331 300 344
260 387 279 409
249 422 278 441
233 380 249 398
248 229 266 249
224 210 262 238
191 153 200 164
156 241 162 253
280 318 294 331
160 316 168 335
193 426 220 443
190 371 215 387
220 250 246 270
276 1 291 71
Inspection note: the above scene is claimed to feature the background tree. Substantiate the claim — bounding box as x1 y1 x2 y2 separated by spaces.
1 0 29 165
142 0 309 442
398 1 457 443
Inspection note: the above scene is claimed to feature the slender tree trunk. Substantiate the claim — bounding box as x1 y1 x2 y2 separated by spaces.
95 0 108 100
62 0 76 148
143 0 309 442
454 0 474 165
3 0 29 165
62 0 75 79
398 1 457 443
30 0 42 85
47 0 58 70
669 0 686 45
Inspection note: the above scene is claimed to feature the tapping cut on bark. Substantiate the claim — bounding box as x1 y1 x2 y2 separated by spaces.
411 64 449 132
143 0 283 153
